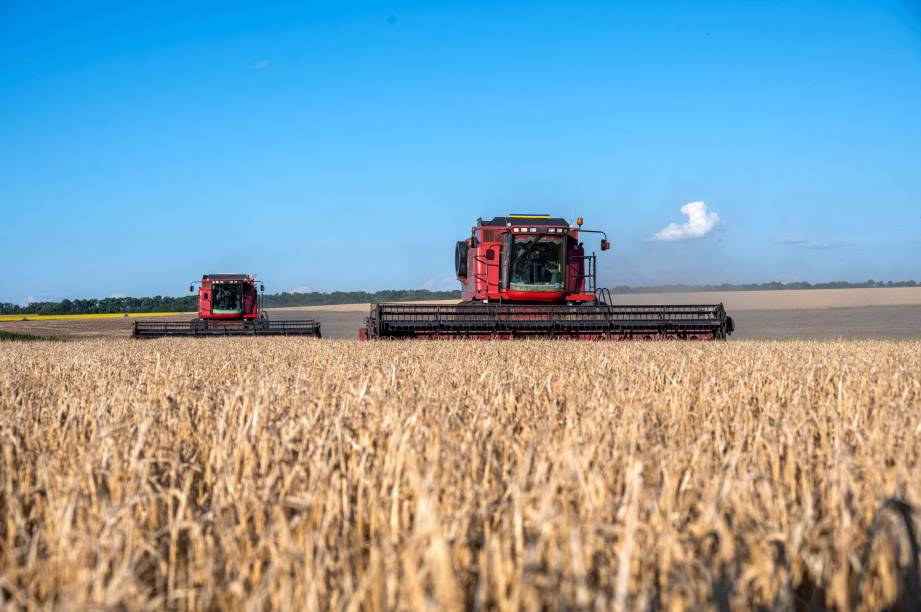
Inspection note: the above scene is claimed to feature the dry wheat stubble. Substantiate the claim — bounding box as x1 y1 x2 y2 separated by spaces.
0 339 920 610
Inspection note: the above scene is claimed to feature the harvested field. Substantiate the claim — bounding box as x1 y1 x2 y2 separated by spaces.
3 288 919 341
0 313 197 340
268 287 921 313
2 339 920 609
0 312 189 322
613 287 921 311
271 299 461 313
732 305 921 340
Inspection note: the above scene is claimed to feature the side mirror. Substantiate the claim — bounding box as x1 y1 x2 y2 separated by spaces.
601 239 611 251
260 284 265 292
189 284 194 293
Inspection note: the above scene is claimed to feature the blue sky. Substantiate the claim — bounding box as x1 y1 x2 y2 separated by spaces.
2 1 920 303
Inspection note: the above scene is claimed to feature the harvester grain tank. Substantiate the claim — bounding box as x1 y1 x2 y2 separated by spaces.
361 215 734 340
133 274 321 338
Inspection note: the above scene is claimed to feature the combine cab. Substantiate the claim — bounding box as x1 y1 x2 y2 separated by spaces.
360 215 734 341
133 274 321 338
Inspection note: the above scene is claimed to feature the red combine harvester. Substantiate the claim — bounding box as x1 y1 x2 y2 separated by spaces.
361 214 734 340
133 274 321 338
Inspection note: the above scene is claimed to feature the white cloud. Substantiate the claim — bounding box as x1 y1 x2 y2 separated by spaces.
806 241 847 250
774 238 849 250
23 296 36 306
291 285 313 294
255 59 270 70
651 201 720 241
110 292 126 298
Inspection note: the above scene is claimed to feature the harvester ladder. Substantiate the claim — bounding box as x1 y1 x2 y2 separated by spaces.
568 254 598 294
474 253 501 290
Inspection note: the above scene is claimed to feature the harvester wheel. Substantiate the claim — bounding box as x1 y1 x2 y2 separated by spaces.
455 241 468 277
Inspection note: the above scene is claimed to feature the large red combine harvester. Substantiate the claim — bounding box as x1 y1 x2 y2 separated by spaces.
133 274 321 338
361 215 734 340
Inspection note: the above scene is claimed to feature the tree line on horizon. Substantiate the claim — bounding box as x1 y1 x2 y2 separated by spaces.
1 280 918 316
0 290 461 316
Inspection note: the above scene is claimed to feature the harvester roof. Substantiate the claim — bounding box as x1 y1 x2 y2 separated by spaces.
203 273 251 282
479 215 569 227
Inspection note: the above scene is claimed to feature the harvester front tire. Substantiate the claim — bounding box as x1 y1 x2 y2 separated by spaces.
455 241 469 277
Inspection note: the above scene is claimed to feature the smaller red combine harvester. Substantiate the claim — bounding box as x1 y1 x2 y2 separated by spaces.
361 214 734 340
133 274 321 338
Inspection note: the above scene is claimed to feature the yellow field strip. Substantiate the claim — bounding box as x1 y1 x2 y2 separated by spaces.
0 312 192 322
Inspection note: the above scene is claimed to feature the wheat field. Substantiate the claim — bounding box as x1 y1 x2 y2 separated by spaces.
1 339 920 610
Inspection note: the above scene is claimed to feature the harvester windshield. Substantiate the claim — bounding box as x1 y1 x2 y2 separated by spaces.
508 234 565 292
212 283 243 314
